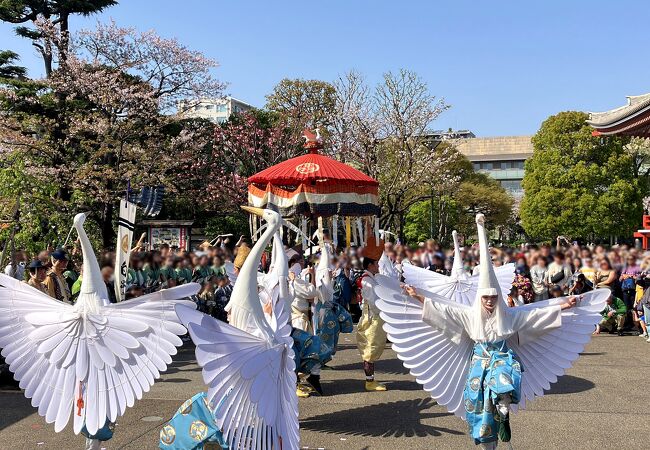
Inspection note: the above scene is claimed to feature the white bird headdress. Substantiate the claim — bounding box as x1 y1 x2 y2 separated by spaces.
0 213 199 435
374 213 610 417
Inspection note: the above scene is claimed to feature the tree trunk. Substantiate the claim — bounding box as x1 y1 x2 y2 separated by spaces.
101 201 115 250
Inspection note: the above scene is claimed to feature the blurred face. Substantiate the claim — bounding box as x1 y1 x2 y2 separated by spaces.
583 258 592 268
31 267 47 282
213 256 223 267
52 258 68 271
482 295 498 314
38 251 49 263
627 256 636 266
600 260 610 271
101 266 114 283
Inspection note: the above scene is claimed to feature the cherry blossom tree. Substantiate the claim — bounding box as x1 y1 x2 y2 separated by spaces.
177 110 303 213
0 18 224 248
330 69 453 239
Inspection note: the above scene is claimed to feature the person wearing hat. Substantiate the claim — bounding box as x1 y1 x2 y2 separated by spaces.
44 249 72 304
26 260 48 294
356 234 389 392
395 214 595 449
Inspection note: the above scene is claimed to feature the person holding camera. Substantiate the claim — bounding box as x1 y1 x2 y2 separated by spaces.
546 251 573 293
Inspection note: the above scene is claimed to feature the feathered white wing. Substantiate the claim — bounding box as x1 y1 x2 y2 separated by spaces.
507 289 610 411
0 274 198 434
403 263 515 306
374 275 474 418
175 304 299 450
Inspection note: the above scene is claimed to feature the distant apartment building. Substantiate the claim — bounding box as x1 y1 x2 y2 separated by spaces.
177 96 254 123
455 135 534 197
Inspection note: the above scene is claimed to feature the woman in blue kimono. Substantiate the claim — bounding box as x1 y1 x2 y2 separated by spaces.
376 214 609 449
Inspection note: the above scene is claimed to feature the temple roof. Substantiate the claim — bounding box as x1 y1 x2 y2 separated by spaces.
587 93 650 137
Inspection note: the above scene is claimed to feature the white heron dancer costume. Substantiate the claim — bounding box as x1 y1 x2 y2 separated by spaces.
0 213 199 449
403 229 515 306
374 214 609 448
175 206 299 450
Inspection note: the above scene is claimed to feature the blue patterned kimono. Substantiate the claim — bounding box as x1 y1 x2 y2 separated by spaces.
291 328 332 373
464 341 522 445
313 301 353 355
159 392 228 449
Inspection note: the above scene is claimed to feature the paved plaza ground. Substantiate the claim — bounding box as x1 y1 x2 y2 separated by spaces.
0 330 647 449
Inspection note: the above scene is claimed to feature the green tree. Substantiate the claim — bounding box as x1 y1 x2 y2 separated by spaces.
0 50 26 79
520 111 643 240
0 21 223 249
0 0 117 76
266 78 336 134
403 174 513 246
455 174 514 235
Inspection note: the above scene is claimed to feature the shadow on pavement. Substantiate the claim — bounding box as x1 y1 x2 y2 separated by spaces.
332 358 409 375
546 374 595 395
322 378 422 395
301 398 464 438
0 391 37 432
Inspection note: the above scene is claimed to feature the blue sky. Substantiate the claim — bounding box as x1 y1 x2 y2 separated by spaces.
1 1 649 136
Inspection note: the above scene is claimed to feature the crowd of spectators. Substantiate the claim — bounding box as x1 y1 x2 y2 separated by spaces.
4 234 650 342
375 236 650 340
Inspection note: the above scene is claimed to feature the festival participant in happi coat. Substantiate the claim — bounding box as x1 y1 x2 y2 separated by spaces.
356 234 392 392
375 214 609 449
0 213 199 450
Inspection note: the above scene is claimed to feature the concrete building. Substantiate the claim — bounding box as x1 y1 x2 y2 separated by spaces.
177 96 254 123
455 135 534 196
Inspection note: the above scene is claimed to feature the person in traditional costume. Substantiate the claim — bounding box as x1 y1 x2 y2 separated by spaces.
356 235 390 392
0 213 200 450
160 255 179 283
375 214 610 449
44 248 72 304
175 206 299 450
27 259 48 295
263 231 330 398
175 257 193 285
288 255 318 332
313 243 353 357
127 253 148 288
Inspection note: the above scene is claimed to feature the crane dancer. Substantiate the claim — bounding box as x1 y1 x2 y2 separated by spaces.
0 213 199 449
175 206 299 450
375 214 609 448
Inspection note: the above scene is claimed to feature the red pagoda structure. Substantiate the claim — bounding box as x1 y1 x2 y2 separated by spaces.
588 93 650 248
587 93 650 137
